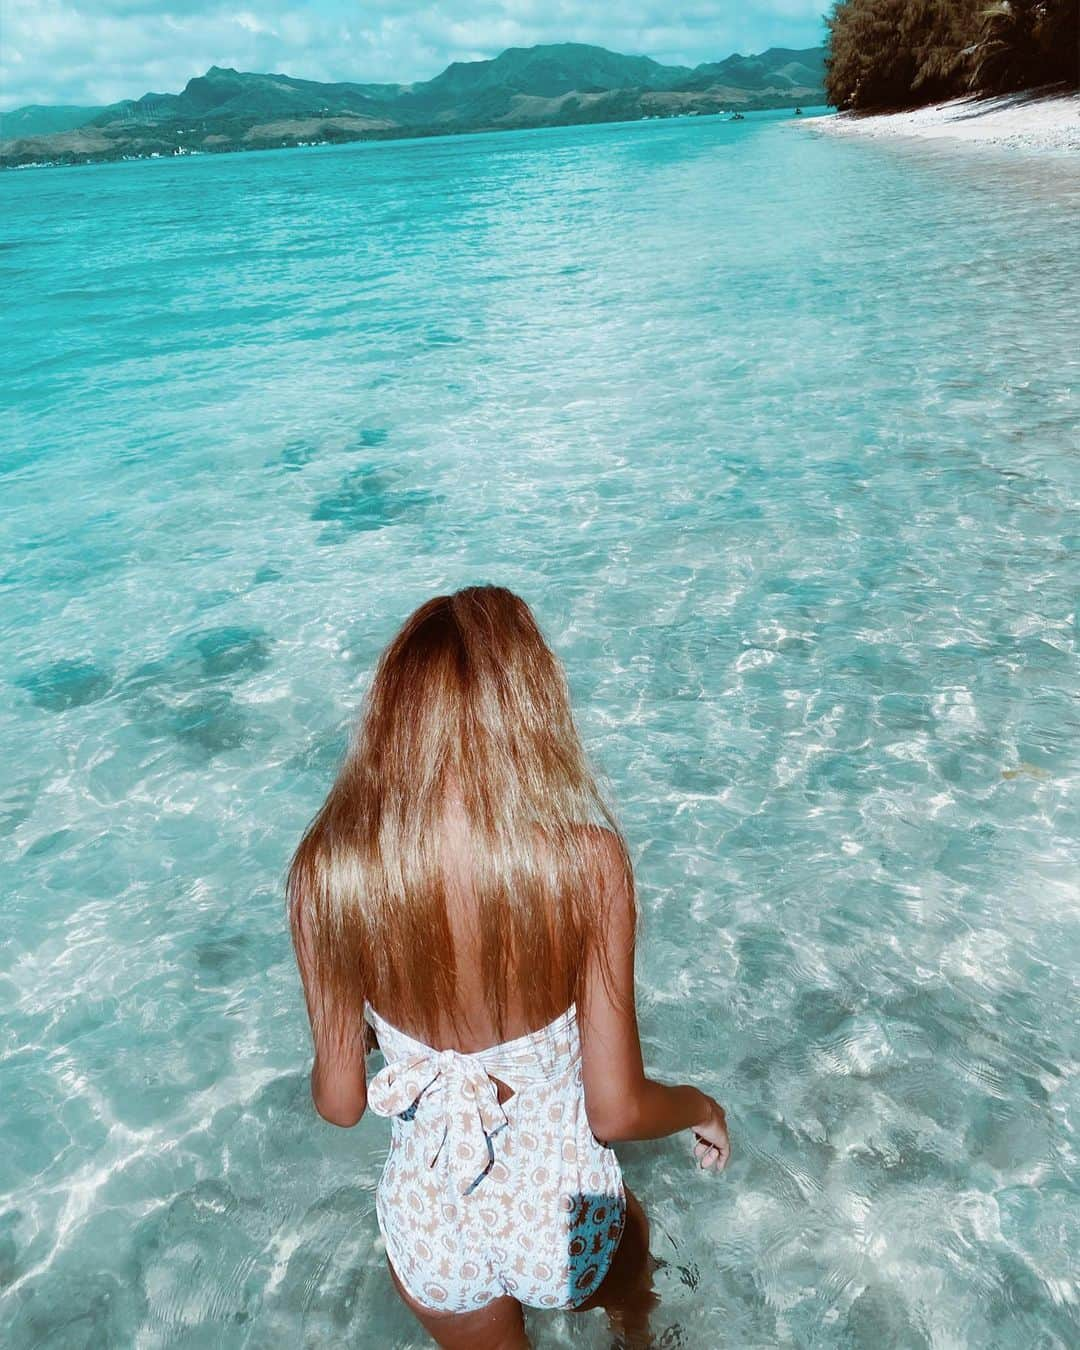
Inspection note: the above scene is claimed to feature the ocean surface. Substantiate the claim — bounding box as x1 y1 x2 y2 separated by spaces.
2 110 1078 1348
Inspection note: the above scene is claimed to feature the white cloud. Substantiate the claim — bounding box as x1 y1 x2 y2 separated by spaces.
0 0 826 111
232 12 276 36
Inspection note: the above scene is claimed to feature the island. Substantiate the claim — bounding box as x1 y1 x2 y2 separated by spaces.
0 43 827 170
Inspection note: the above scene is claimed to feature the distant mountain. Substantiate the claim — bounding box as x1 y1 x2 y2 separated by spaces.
0 104 112 139
680 48 827 93
414 43 689 99
161 66 407 119
0 91 183 139
0 42 826 169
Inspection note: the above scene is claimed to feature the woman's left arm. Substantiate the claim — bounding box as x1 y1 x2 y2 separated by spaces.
292 897 368 1127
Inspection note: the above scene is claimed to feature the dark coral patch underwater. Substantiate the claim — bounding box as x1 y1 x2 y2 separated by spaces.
15 658 114 712
311 467 441 542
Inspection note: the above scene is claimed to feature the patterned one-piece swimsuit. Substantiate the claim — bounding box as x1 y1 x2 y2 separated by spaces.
365 1001 626 1313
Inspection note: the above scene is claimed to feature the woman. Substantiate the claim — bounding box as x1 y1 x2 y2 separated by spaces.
288 586 730 1348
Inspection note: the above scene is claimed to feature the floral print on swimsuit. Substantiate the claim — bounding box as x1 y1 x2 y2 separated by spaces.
365 1001 626 1313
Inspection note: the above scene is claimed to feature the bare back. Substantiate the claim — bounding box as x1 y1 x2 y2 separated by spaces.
359 811 650 1150
374 800 585 1053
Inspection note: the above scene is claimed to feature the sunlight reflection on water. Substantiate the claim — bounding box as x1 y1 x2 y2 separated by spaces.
1 113 1078 1346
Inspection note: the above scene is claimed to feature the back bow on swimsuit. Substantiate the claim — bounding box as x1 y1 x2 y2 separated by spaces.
366 1043 509 1195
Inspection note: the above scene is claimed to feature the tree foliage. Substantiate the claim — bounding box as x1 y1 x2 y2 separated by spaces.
825 0 1080 110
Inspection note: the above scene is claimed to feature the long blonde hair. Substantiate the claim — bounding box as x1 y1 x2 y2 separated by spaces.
286 585 634 1047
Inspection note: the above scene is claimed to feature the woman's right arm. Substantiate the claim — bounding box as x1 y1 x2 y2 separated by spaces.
578 828 731 1170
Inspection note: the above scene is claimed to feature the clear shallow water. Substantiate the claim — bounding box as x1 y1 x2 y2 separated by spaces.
1 110 1079 1347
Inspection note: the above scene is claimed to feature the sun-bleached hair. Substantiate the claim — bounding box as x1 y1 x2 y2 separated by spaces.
287 585 634 1047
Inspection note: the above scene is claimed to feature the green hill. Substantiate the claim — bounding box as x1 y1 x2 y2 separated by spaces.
0 104 112 138
413 43 689 99
1 42 827 168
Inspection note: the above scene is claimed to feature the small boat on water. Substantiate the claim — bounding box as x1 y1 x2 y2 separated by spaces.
727 111 745 122
794 107 803 116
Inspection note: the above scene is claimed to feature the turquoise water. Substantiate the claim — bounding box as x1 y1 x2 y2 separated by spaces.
2 111 1079 1347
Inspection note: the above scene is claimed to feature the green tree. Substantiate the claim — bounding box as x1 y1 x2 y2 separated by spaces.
971 0 1080 92
825 0 1078 110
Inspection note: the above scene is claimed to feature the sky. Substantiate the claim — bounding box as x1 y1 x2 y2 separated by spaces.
0 0 828 112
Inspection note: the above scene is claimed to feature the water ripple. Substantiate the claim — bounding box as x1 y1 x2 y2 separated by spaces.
1 114 1078 1347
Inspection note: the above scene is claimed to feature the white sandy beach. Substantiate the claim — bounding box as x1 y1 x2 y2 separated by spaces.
804 89 1080 153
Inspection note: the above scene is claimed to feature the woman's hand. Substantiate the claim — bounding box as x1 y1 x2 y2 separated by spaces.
692 1098 731 1172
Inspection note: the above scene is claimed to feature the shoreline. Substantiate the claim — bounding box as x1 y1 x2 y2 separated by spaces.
1 105 808 172
803 89 1080 154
